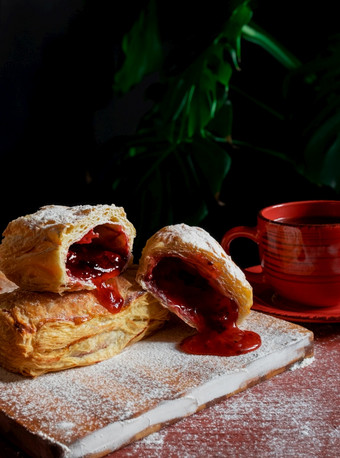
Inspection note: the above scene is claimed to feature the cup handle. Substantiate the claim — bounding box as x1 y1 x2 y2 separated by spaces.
221 226 265 284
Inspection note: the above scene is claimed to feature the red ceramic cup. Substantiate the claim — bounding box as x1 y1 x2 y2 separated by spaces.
221 200 340 307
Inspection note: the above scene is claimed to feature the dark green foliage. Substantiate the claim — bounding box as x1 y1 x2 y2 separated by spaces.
106 0 339 245
283 35 340 192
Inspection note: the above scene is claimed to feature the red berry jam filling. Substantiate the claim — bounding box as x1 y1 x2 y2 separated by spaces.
66 225 129 313
147 256 261 356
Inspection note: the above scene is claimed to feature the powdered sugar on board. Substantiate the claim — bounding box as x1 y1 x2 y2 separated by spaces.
0 311 313 458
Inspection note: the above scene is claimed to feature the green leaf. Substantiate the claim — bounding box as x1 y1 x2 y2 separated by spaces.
114 0 162 93
186 70 217 138
242 23 301 69
109 0 281 239
172 148 209 223
302 95 340 139
304 112 340 191
207 44 232 88
132 1 253 146
206 99 233 138
219 1 253 64
191 137 231 197
215 59 233 87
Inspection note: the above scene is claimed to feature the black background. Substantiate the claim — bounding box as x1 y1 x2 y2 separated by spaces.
0 0 338 258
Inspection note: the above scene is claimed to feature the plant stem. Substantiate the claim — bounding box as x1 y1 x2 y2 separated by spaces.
232 139 296 164
230 85 285 120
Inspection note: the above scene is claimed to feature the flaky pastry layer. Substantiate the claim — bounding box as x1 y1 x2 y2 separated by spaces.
0 270 17 294
0 267 169 377
136 224 253 326
0 204 136 293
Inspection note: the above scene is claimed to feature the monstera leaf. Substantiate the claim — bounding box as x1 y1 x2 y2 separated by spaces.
107 0 339 245
110 0 253 239
114 0 162 93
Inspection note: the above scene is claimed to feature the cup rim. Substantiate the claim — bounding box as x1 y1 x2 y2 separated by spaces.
258 200 340 227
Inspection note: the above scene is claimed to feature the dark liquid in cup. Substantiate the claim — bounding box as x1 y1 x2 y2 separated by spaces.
275 216 340 225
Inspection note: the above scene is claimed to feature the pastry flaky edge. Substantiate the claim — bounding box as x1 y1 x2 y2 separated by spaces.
0 204 136 293
0 270 17 294
0 267 169 377
136 223 253 326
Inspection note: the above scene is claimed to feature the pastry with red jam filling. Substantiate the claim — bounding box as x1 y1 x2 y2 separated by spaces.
0 266 169 377
0 204 136 294
136 224 261 356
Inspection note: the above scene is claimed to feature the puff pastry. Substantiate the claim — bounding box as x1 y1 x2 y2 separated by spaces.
0 271 17 294
0 204 136 294
0 267 169 377
136 224 261 356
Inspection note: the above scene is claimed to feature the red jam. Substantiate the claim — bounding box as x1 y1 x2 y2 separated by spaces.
92 276 124 314
66 226 129 313
148 257 261 356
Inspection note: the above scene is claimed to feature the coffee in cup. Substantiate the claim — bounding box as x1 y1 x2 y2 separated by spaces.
221 200 340 308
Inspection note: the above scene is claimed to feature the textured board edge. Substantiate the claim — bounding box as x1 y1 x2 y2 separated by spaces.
69 332 314 458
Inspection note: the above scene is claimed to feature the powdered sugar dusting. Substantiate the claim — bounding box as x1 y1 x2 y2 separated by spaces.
0 312 313 457
167 224 226 258
22 204 110 228
139 223 251 314
289 355 315 371
160 224 237 269
119 332 336 458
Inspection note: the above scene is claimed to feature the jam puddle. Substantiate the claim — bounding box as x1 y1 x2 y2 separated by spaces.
180 327 262 356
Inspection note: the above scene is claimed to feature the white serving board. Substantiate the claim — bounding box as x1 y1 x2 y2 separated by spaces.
0 311 314 458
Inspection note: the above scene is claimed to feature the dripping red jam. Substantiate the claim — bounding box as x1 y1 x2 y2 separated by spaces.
147 256 261 356
66 226 129 313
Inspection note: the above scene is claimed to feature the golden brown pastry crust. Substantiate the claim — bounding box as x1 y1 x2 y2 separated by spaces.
0 204 136 293
0 270 17 294
136 224 253 326
0 267 169 377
